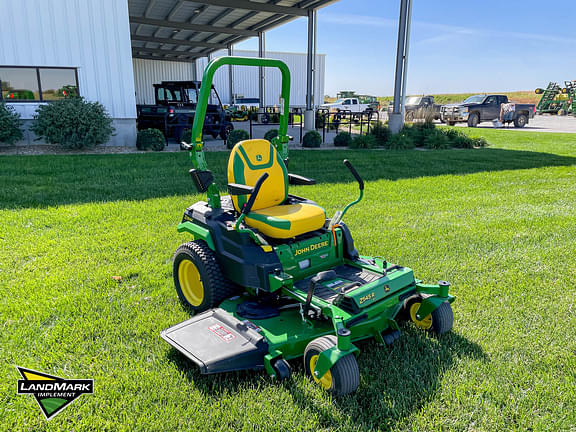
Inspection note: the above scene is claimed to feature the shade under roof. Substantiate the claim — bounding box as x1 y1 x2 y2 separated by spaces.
129 0 339 62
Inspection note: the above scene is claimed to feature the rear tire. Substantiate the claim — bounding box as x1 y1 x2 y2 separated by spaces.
173 240 235 313
447 121 456 126
514 114 528 128
467 113 480 127
304 335 360 396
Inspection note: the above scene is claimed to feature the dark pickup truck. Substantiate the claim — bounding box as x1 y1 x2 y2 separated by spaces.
136 81 233 142
440 95 535 128
387 95 442 121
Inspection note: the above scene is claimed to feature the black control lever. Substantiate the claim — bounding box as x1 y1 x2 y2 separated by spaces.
343 159 364 190
241 173 269 215
303 270 337 319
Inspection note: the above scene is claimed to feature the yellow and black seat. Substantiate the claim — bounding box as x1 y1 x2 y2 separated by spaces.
227 139 326 239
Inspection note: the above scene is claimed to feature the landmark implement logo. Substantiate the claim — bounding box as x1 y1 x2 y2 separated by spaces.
16 366 94 420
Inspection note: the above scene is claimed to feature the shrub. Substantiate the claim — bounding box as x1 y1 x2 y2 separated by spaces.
0 103 23 144
368 121 390 146
402 122 435 147
350 134 377 149
31 97 114 149
472 137 488 147
136 128 165 151
443 128 472 148
424 130 451 149
264 129 279 142
226 129 249 149
333 132 352 147
302 130 322 148
386 133 415 150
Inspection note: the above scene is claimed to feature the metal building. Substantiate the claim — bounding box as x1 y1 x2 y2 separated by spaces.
0 0 338 146
134 50 325 107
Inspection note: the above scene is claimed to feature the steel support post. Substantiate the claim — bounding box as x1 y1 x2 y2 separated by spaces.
389 0 413 133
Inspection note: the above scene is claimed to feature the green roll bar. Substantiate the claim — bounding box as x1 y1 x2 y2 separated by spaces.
188 56 292 209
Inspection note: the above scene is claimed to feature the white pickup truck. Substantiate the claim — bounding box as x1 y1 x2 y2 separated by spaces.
320 97 372 113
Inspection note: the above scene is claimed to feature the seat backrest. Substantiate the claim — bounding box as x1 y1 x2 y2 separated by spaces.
227 139 288 212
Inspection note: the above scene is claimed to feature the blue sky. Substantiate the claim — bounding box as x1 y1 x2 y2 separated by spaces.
236 0 576 97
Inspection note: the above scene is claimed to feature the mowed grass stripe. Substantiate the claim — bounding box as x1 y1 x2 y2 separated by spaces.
1 129 575 431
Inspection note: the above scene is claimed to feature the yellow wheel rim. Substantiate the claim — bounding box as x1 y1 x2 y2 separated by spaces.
410 302 433 330
178 259 204 306
309 355 332 390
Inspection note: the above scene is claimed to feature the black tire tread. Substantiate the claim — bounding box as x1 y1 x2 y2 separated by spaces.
467 112 480 127
514 114 527 128
431 302 454 335
304 335 360 396
173 240 235 312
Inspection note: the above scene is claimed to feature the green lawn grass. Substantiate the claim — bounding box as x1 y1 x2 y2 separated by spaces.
1 130 576 431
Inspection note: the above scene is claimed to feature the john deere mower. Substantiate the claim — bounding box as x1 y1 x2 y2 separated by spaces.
161 57 455 395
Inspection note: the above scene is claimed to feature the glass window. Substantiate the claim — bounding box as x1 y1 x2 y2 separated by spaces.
0 67 40 101
352 99 358 104
0 67 78 102
39 68 78 100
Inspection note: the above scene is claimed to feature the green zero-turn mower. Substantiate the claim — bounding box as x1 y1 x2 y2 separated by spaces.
161 56 455 395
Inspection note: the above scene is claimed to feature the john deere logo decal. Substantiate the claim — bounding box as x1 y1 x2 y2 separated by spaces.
256 154 263 161
16 366 94 420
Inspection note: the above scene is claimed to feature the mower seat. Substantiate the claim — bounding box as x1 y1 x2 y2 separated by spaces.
227 139 326 239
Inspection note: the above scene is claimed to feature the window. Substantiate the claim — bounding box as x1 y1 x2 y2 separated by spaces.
352 99 358 105
0 66 79 102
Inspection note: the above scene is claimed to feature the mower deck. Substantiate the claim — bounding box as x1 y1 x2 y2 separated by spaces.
163 261 423 374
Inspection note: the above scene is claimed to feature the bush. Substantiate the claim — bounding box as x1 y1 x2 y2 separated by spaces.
31 97 114 149
136 128 165 151
226 129 249 149
472 137 488 147
423 130 451 149
264 129 279 142
0 103 23 144
302 130 322 148
402 122 435 147
386 133 415 150
368 121 390 146
333 132 352 147
443 128 473 148
350 134 377 149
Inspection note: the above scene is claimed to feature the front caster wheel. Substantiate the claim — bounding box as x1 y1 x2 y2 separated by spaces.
406 299 454 335
271 358 291 380
304 336 359 395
